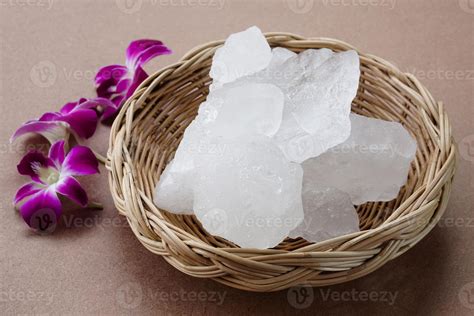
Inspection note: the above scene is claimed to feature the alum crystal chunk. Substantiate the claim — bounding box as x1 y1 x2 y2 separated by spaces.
200 82 284 138
230 48 359 162
153 159 194 214
289 187 360 242
303 113 417 205
210 26 272 86
193 138 303 249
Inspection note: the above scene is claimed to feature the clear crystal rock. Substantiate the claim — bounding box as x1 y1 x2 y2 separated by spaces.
210 26 272 86
303 113 417 205
153 159 194 214
153 119 225 214
193 138 304 249
200 82 284 138
267 47 297 69
229 48 359 163
289 187 360 242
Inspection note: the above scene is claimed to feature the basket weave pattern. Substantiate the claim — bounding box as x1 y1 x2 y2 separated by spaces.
106 33 456 292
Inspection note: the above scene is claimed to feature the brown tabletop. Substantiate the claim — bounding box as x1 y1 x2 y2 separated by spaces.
1 0 473 315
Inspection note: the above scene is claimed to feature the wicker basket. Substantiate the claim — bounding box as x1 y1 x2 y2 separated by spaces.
106 33 457 292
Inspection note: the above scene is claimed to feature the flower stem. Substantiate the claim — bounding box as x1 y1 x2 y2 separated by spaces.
90 148 107 165
87 201 104 210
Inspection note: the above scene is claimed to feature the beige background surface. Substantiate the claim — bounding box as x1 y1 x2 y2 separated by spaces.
1 0 473 315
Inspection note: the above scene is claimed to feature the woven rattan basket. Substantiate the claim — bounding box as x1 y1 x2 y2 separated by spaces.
106 33 457 292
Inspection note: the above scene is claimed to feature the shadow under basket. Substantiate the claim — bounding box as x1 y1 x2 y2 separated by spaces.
106 33 457 292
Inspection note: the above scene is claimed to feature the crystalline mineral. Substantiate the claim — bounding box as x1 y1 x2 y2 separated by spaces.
153 159 194 214
193 138 303 249
289 187 360 242
303 113 417 205
200 82 284 138
228 48 359 163
154 80 285 214
210 26 272 86
267 47 297 69
153 26 417 249
153 120 205 214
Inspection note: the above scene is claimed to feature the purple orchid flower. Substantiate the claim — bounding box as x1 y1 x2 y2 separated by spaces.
95 39 172 121
14 140 99 229
11 97 114 144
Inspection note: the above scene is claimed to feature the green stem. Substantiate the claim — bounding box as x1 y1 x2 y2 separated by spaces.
86 201 104 210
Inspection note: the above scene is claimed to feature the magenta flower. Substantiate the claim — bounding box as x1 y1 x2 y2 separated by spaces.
11 98 114 144
95 39 172 121
14 140 99 229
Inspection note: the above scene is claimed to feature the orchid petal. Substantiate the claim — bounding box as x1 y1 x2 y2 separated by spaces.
39 112 61 121
126 39 172 69
14 182 43 205
125 66 148 98
59 109 98 139
49 140 66 166
59 101 79 115
116 78 132 94
62 146 99 176
19 189 61 228
17 151 55 183
56 176 88 206
95 65 128 86
10 121 69 144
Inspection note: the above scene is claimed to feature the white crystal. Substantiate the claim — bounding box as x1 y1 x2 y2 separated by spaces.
153 119 225 214
303 113 417 205
290 50 359 136
227 48 359 162
290 187 359 242
193 138 303 249
210 26 272 86
267 47 297 69
200 82 284 138
153 159 194 214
